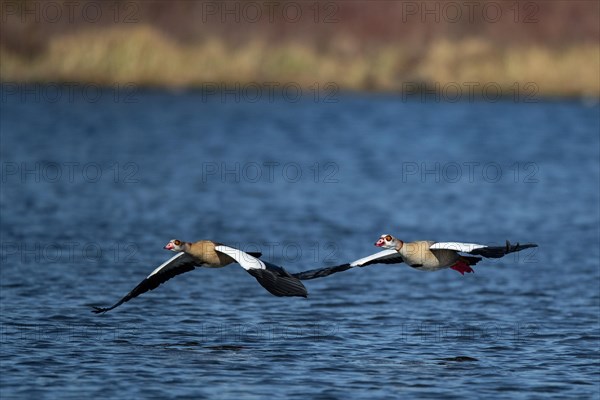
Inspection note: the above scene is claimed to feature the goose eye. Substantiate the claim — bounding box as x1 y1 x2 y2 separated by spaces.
385 235 392 241
174 240 181 245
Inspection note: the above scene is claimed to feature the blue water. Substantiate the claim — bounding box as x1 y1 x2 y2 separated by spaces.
1 89 599 399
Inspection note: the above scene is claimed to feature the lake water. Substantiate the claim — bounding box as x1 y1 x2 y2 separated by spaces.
1 88 599 399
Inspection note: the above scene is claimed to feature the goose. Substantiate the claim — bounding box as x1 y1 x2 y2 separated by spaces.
92 239 308 313
293 234 537 280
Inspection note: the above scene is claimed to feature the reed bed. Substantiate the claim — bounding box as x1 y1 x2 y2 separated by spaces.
2 26 598 97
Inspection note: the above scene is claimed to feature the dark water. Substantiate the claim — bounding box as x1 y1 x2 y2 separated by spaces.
1 89 599 399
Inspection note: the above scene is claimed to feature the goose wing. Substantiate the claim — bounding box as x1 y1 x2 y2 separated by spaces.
292 263 352 280
92 252 199 314
350 249 404 267
430 241 537 258
215 245 307 297
293 249 403 280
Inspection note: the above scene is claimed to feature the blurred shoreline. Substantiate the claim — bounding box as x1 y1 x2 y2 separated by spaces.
1 1 598 97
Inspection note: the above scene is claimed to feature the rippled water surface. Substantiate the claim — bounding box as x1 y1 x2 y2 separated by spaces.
1 90 599 399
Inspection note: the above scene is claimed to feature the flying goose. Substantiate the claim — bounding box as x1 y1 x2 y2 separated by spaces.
294 234 537 280
92 239 308 313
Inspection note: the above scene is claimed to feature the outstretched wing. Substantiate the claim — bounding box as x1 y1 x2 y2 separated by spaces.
215 245 307 297
292 263 353 280
350 249 404 267
430 241 537 258
292 249 404 280
92 252 198 314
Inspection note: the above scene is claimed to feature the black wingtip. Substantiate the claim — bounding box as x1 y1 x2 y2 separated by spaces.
512 242 538 251
247 266 308 298
92 304 120 314
292 263 352 280
471 241 538 258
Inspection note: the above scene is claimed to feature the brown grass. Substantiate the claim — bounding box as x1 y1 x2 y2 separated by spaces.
1 25 598 96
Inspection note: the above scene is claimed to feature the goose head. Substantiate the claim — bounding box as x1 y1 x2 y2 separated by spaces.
375 234 402 250
164 239 185 252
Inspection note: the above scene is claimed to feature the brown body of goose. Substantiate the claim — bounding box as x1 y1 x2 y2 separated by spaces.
393 240 464 271
92 239 308 314
175 240 236 267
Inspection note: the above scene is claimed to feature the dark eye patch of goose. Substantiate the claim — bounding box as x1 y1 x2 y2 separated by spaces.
385 235 392 241
174 240 181 246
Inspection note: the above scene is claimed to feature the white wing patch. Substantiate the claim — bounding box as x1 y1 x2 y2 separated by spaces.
146 252 187 278
350 249 399 267
429 242 487 253
215 245 266 271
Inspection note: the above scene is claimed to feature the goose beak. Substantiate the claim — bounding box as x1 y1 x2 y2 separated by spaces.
164 243 173 250
375 239 384 247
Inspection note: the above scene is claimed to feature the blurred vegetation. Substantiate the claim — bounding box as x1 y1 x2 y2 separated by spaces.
1 0 598 96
